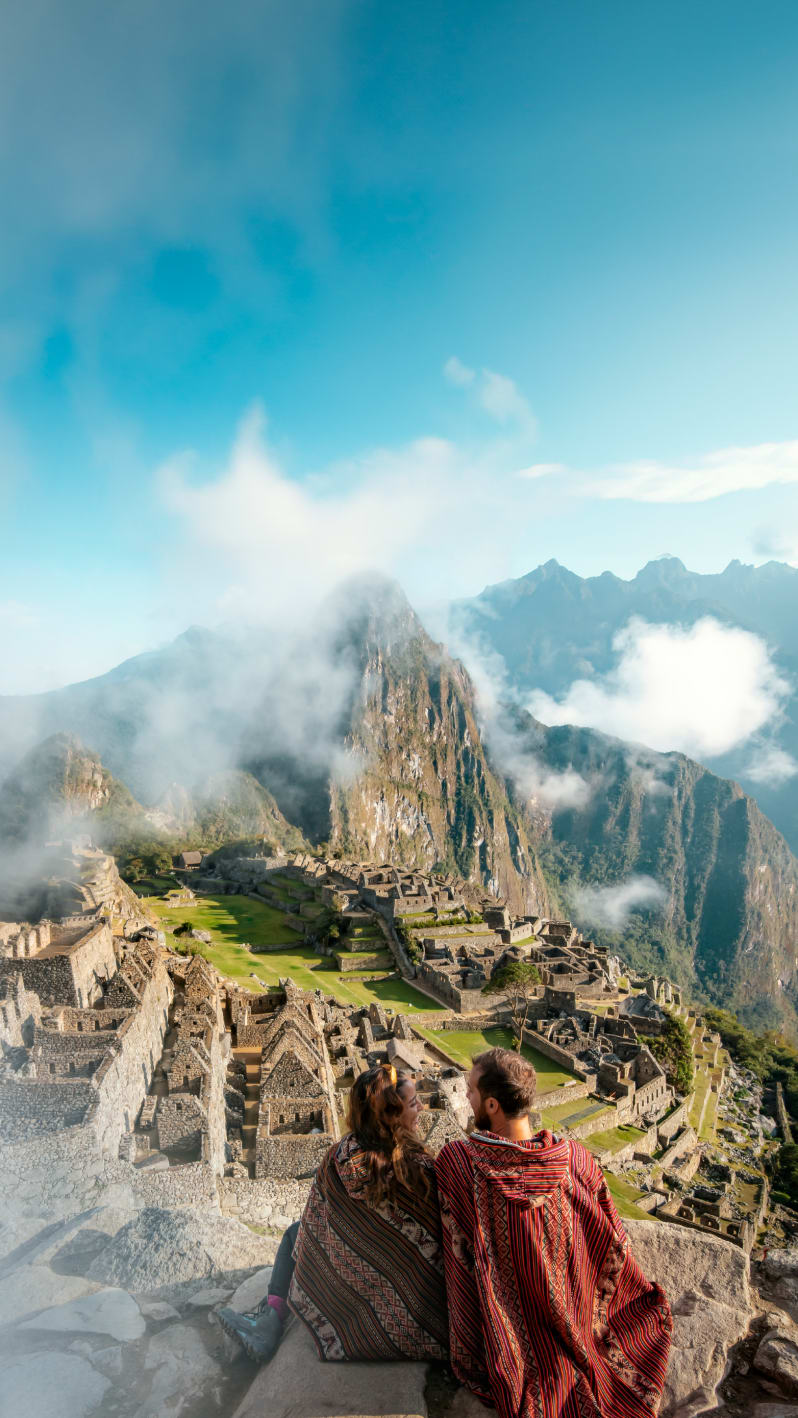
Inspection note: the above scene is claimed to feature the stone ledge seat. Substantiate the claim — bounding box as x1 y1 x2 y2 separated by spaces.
232 1320 428 1418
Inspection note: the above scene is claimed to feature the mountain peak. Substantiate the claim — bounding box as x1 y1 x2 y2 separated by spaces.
635 555 688 584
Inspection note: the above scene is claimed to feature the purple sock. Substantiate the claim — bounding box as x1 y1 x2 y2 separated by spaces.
267 1295 287 1323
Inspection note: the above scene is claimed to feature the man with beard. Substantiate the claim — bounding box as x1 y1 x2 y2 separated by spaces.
434 1048 672 1418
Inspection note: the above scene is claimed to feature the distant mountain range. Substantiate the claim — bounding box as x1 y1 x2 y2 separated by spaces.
453 556 798 852
1 567 797 1032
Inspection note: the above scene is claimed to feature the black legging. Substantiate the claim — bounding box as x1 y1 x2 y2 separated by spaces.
268 1221 300 1301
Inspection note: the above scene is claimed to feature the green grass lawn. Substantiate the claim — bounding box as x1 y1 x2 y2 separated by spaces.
604 1172 658 1222
699 1076 721 1142
541 1099 613 1128
146 891 431 1012
416 1027 577 1092
585 1124 646 1157
144 892 302 948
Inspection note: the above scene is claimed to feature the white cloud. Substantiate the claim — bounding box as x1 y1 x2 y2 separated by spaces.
443 355 475 387
518 462 565 480
478 369 536 432
573 875 668 931
745 743 798 786
581 440 798 503
159 400 557 617
443 357 536 434
441 631 593 812
528 616 790 760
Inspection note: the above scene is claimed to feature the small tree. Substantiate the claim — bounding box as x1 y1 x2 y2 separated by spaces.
484 960 541 1049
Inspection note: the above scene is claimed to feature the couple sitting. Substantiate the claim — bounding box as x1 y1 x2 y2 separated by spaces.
219 1048 673 1418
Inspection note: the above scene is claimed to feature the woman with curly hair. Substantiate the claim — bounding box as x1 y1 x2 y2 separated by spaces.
218 1063 449 1365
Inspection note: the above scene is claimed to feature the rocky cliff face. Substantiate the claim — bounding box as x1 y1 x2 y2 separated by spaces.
0 732 140 845
327 582 548 912
245 578 550 914
509 708 798 1030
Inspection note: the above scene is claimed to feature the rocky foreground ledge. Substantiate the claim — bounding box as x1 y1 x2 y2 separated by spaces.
1 1197 797 1418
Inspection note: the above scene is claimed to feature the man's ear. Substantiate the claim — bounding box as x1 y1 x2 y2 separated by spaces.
484 1096 500 1119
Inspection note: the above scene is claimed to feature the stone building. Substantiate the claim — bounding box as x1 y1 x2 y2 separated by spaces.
0 918 119 1008
254 983 339 1180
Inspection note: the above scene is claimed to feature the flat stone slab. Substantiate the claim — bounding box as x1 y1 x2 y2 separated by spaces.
140 1299 181 1322
20 1285 145 1341
0 1350 110 1418
185 1286 233 1308
0 1265 100 1328
626 1219 751 1418
140 1321 224 1418
229 1266 273 1313
233 1320 428 1418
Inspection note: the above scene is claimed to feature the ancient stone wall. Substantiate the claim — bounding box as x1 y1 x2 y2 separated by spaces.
219 1174 313 1227
132 1159 219 1208
255 1132 331 1180
0 1078 95 1140
658 1095 693 1143
0 921 117 1007
89 957 173 1156
0 973 42 1049
520 1023 592 1081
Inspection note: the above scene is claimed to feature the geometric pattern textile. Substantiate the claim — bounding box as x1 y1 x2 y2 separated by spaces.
289 1132 449 1361
435 1130 673 1417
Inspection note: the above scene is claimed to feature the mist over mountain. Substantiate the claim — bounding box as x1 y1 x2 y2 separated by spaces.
2 569 798 1029
453 556 798 852
497 706 798 1031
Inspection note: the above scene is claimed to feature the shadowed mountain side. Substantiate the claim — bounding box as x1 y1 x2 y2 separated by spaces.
0 733 307 858
244 575 551 915
453 556 798 854
503 706 798 1032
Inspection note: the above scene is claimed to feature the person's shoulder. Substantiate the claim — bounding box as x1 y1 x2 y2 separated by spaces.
434 1137 473 1177
567 1138 604 1188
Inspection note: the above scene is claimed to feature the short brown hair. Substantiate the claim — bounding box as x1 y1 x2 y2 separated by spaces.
473 1047 537 1118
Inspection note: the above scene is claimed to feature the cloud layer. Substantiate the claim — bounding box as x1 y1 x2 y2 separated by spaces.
529 616 790 760
575 441 798 504
572 875 668 931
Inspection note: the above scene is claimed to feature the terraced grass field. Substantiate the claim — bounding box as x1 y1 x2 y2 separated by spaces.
143 892 302 949
604 1172 658 1222
143 890 433 1010
584 1124 646 1157
416 1027 578 1093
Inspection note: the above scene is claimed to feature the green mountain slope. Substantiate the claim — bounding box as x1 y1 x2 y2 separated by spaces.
504 708 798 1031
453 556 798 853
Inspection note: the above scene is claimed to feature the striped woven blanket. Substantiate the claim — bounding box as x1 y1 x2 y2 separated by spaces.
435 1130 673 1418
289 1132 449 1361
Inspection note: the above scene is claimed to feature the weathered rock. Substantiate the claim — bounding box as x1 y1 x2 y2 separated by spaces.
229 1266 273 1313
87 1205 275 1291
756 1329 798 1399
765 1251 798 1283
0 1265 100 1328
753 1404 798 1417
233 1320 428 1418
625 1220 751 1418
185 1285 233 1308
20 1285 145 1342
139 1299 181 1322
139 1321 224 1418
0 1350 110 1418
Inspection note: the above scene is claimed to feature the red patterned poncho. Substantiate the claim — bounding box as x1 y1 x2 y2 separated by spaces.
435 1131 672 1418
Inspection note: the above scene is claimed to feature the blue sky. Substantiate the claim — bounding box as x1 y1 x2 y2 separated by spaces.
3 0 798 691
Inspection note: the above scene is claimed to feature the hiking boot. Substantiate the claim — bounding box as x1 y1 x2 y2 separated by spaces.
217 1304 283 1363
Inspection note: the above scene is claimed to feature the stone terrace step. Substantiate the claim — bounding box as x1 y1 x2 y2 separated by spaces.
232 1321 427 1418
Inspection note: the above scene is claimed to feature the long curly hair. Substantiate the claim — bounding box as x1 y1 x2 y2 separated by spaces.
346 1063 432 1208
